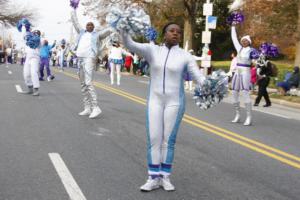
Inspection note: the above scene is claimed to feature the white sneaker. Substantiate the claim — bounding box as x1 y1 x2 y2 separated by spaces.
89 107 102 119
140 177 160 192
161 176 175 191
78 108 91 116
47 76 51 82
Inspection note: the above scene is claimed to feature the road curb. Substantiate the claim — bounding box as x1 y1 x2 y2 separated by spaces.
266 97 300 109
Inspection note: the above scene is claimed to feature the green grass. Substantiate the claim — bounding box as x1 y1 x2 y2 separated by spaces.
269 93 300 104
212 60 295 88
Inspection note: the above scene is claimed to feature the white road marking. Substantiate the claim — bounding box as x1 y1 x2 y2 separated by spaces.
48 153 87 200
97 127 110 133
8 70 12 75
254 109 291 119
90 132 104 136
138 80 149 85
15 85 23 93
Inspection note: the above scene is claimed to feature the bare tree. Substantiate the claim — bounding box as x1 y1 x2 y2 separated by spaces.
0 0 35 27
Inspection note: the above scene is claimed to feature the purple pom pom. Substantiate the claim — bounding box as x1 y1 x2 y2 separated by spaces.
70 0 80 9
25 32 40 49
227 12 244 25
259 42 279 58
17 18 31 32
250 48 260 59
144 27 157 41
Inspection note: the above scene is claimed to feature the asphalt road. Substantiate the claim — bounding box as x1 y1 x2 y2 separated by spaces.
1 63 300 200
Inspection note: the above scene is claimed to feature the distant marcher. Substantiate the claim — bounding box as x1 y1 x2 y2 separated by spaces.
108 41 132 85
39 39 56 81
71 8 112 119
254 55 272 107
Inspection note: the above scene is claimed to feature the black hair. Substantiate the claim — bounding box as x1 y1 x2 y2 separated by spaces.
32 30 41 36
86 22 94 26
162 22 180 36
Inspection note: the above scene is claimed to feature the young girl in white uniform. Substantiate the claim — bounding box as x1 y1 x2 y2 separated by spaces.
230 26 257 126
108 42 132 85
121 23 206 192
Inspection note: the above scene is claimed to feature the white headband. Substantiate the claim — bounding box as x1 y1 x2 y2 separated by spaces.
241 35 252 44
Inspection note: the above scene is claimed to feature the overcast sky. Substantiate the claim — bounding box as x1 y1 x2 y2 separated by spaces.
10 0 96 47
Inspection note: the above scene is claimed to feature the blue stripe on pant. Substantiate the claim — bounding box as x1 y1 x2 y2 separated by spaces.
146 83 185 176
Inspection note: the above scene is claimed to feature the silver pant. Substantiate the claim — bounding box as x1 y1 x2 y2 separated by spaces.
78 58 98 109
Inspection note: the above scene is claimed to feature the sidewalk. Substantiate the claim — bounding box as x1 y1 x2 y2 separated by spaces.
256 88 300 110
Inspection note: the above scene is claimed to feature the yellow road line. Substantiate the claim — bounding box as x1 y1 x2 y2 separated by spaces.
58 70 300 169
183 118 300 169
184 115 300 163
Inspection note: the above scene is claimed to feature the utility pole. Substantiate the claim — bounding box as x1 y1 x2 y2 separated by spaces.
201 0 217 75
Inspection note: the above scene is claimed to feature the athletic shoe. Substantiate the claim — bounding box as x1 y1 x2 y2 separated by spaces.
140 177 160 192
89 107 102 119
32 88 39 96
78 108 91 116
161 176 175 191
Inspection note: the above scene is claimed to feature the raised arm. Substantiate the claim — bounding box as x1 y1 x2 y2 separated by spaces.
186 54 206 85
97 27 113 40
51 40 56 49
231 26 242 52
21 26 27 41
120 31 152 62
71 9 83 34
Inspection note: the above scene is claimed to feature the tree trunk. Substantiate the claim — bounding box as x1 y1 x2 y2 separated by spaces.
294 2 300 66
183 17 193 51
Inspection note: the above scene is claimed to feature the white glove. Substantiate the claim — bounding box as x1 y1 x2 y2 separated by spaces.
226 71 233 77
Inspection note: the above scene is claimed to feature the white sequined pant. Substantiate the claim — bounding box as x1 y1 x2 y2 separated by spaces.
78 58 98 109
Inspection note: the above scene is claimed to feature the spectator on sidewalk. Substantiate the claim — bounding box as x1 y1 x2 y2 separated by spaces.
51 50 57 66
254 55 272 107
5 47 12 64
133 53 139 74
124 53 133 73
277 66 300 95
250 65 257 92
227 52 237 80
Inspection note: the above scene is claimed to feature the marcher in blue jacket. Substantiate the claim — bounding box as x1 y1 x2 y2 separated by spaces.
39 40 56 81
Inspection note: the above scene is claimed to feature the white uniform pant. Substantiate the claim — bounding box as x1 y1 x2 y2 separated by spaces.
110 63 121 85
78 58 98 109
146 95 185 177
23 57 40 88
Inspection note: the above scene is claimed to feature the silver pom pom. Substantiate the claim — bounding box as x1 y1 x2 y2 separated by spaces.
106 5 151 37
193 70 229 110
